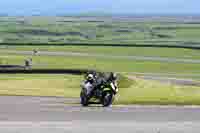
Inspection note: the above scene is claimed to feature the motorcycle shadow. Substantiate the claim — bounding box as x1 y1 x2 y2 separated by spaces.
82 102 112 108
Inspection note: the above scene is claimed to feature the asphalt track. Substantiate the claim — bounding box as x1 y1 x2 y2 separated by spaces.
2 49 200 64
0 96 200 132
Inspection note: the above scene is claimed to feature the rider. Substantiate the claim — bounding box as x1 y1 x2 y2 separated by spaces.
24 58 32 69
85 73 96 84
85 72 118 95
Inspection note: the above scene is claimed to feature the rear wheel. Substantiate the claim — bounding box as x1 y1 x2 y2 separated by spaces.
80 90 89 106
101 91 113 107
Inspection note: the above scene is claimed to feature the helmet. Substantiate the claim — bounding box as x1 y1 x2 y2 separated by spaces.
87 74 94 80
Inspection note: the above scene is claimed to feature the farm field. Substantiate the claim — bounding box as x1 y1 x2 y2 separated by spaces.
0 16 200 47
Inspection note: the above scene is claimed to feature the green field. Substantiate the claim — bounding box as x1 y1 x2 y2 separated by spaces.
0 16 200 46
1 45 200 59
1 54 200 75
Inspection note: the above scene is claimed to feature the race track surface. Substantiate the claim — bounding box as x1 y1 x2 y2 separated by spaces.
0 96 200 133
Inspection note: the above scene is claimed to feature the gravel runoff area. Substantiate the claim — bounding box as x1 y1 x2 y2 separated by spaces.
0 96 200 133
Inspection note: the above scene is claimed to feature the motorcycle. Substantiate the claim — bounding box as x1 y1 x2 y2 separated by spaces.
80 80 117 107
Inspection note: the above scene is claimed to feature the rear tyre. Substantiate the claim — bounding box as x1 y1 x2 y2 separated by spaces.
101 91 113 107
80 90 89 106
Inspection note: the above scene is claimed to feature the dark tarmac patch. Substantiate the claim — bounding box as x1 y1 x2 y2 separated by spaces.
0 68 89 75
0 65 25 68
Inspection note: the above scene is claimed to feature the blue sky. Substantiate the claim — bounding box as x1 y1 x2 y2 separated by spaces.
0 0 199 15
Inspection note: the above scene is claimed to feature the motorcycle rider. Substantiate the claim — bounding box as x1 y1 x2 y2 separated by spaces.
85 72 118 95
24 58 32 69
83 72 98 96
85 73 96 84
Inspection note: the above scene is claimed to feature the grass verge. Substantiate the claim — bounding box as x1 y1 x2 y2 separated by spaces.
118 77 200 105
0 74 82 97
1 54 200 75
2 46 200 59
1 74 200 105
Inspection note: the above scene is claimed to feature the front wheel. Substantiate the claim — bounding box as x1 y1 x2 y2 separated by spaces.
101 91 114 107
80 90 89 106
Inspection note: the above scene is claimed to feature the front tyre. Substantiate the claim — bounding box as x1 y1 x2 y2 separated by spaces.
101 91 114 107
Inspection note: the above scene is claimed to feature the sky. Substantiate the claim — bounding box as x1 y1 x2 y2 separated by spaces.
0 0 199 16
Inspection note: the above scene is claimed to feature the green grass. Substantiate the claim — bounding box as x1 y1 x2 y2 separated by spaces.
2 46 200 59
1 16 200 45
1 54 200 75
118 78 200 105
0 74 82 97
1 74 200 105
